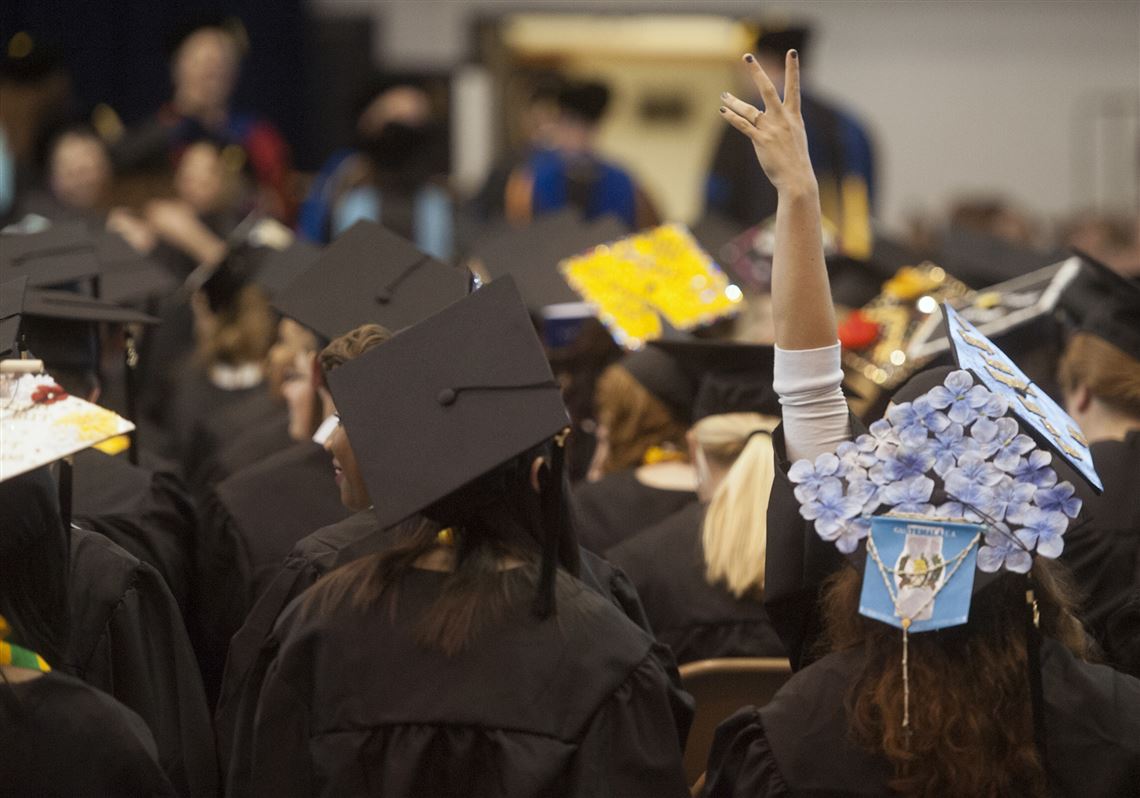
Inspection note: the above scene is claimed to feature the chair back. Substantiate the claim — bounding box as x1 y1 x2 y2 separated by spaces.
679 657 792 785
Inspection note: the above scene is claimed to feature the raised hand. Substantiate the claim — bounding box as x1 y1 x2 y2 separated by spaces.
719 50 815 197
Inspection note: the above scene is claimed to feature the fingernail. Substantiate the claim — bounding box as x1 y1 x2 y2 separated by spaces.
790 49 798 59
719 106 727 113
720 91 729 99
744 53 754 63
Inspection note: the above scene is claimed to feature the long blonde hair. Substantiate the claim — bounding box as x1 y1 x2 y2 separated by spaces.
694 412 780 598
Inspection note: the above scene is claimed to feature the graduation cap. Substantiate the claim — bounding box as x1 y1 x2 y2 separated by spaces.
273 220 470 342
937 226 1064 289
1057 250 1140 363
327 276 569 531
559 224 743 349
468 210 627 310
0 223 102 288
255 238 321 300
907 257 1081 363
944 302 1102 492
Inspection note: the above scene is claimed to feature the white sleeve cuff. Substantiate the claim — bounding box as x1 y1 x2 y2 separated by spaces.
773 342 852 461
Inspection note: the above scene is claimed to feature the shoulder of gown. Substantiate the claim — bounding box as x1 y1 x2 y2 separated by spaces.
65 526 217 798
1 669 175 797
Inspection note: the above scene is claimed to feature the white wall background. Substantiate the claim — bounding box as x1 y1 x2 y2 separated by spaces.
313 0 1140 232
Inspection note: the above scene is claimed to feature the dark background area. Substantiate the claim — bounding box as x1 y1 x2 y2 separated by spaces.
0 1 377 170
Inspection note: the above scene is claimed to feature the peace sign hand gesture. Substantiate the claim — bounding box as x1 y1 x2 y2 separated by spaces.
719 50 816 197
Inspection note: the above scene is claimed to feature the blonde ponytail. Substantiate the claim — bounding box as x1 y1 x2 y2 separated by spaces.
695 413 780 598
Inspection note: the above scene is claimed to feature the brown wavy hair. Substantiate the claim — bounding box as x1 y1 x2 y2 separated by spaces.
196 283 276 367
1057 332 1140 420
821 558 1089 798
593 364 689 474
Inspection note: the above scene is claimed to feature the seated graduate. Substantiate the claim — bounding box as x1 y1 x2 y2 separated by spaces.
607 342 785 664
243 277 692 797
0 468 174 798
574 346 700 553
9 279 197 616
0 362 210 796
702 48 1140 797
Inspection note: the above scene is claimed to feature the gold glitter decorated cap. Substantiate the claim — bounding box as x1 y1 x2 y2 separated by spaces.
0 370 134 482
558 223 743 349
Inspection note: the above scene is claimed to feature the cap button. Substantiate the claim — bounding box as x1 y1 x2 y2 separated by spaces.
437 388 457 406
374 289 392 305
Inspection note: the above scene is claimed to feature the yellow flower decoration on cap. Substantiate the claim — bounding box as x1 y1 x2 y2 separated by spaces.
559 224 742 349
0 614 52 672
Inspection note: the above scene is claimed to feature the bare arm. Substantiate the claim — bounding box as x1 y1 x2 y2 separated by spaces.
719 51 837 351
719 51 850 458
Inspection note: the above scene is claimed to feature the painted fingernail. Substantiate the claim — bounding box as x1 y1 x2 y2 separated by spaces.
720 91 730 99
744 53 754 63
790 49 798 59
719 106 727 113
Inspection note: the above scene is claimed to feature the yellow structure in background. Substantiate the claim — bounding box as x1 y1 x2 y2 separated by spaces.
560 224 742 348
502 15 756 224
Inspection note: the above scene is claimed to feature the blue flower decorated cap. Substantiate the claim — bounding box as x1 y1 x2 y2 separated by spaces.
943 302 1102 492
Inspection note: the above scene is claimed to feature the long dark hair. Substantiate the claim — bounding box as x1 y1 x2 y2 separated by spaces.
821 558 1088 797
0 467 71 668
307 438 579 656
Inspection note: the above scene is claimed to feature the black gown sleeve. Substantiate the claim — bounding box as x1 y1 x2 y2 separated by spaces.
67 529 217 798
564 649 692 797
701 706 789 798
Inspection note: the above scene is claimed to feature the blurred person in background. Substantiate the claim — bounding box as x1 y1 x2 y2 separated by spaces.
1059 211 1140 277
298 76 453 260
116 14 294 223
504 78 660 230
705 24 875 258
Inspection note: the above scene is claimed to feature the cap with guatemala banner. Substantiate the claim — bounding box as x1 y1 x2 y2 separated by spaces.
558 224 743 349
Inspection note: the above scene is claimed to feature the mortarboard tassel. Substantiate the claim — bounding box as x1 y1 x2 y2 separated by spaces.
533 428 570 619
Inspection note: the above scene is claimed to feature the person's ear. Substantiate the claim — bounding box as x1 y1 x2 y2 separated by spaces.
1074 384 1093 413
530 456 547 493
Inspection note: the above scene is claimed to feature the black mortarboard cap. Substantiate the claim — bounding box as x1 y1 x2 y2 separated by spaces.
0 223 102 287
650 338 778 421
256 239 322 299
327 276 569 531
199 243 264 314
1 275 157 367
1057 250 1140 363
937 226 1064 289
469 211 628 310
274 220 469 341
618 346 696 424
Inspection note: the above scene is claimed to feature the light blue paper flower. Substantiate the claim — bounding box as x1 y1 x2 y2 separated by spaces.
979 391 1010 419
788 452 842 503
978 524 1032 573
835 516 871 554
870 444 937 485
989 475 1036 523
944 454 1003 512
801 479 865 539
887 397 951 447
880 475 935 514
868 418 899 451
835 441 869 482
1033 482 1082 519
993 431 1037 472
847 478 882 515
969 416 1020 459
927 369 994 425
1013 506 1069 559
1007 450 1058 489
932 501 984 523
929 422 978 477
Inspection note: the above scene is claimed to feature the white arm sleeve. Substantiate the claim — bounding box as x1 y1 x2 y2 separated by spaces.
773 342 852 462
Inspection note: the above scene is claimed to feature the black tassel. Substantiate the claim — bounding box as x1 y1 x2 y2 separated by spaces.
533 430 569 619
1025 577 1048 763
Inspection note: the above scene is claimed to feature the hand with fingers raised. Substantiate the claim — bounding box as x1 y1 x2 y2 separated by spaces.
719 50 816 199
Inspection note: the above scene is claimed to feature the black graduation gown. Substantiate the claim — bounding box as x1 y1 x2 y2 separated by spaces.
193 441 349 707
702 639 1140 797
250 567 693 797
1059 431 1140 665
72 447 197 617
0 670 175 797
607 502 785 664
573 468 697 553
217 511 675 793
65 526 217 798
196 413 293 488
